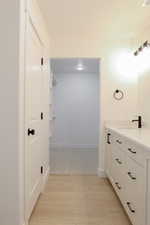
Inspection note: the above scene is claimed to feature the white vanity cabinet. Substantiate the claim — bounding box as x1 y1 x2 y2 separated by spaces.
105 128 148 225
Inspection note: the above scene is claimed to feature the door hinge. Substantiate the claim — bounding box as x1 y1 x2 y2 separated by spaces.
41 166 43 174
41 57 44 66
41 112 44 120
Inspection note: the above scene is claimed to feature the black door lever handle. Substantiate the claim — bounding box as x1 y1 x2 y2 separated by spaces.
28 128 35 136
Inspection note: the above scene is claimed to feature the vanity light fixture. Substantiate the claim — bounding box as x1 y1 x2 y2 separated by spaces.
138 47 143 52
134 51 138 56
133 40 150 56
143 0 150 6
143 40 149 47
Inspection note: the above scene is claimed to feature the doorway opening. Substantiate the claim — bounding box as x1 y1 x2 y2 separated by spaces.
49 58 100 175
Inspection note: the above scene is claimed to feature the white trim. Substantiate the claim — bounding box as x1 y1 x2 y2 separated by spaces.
97 168 106 177
28 15 44 46
22 222 27 225
42 166 50 192
50 171 97 175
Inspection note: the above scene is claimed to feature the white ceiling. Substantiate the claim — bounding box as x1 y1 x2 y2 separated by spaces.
51 58 100 74
37 0 150 41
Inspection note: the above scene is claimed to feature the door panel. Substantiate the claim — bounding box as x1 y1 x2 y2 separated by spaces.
25 19 43 219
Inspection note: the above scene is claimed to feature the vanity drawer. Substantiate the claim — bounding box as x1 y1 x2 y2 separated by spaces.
110 174 125 203
124 157 146 225
113 133 125 150
124 199 138 225
124 196 145 225
125 141 145 166
111 147 126 201
125 157 145 200
112 146 125 172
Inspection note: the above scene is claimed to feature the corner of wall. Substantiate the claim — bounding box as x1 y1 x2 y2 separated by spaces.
97 168 107 178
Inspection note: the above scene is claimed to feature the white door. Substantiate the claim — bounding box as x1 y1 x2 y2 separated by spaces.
25 19 43 219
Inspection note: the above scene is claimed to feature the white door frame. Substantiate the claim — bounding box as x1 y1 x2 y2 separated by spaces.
49 57 101 175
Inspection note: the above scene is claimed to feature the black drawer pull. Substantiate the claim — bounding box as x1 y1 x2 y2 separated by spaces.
115 158 122 164
127 172 136 180
127 202 135 213
107 133 111 144
116 139 122 144
128 148 136 154
115 182 121 190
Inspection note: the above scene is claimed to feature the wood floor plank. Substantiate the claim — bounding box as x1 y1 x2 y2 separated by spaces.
29 175 131 225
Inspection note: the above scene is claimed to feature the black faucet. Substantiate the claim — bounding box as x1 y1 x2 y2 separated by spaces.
132 116 142 128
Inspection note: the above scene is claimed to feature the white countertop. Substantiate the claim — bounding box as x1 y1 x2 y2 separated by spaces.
106 125 150 151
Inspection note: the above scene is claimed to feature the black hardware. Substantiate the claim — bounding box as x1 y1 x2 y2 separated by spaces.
41 112 44 120
138 46 143 52
107 133 111 144
41 57 44 66
132 116 142 128
41 166 43 174
127 202 135 213
134 41 150 56
133 40 150 56
134 51 138 56
143 40 149 47
28 128 35 136
115 158 122 165
128 148 136 154
116 139 122 144
115 182 121 190
127 172 136 180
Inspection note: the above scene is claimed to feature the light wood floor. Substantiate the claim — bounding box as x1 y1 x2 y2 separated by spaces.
29 175 131 225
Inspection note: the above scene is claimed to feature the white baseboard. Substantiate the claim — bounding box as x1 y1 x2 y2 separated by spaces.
97 168 106 177
50 143 98 150
42 166 50 192
22 222 27 225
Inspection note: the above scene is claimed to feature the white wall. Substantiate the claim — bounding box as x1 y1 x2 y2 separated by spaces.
138 70 150 127
50 36 139 175
0 1 24 225
134 25 150 128
52 72 99 149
